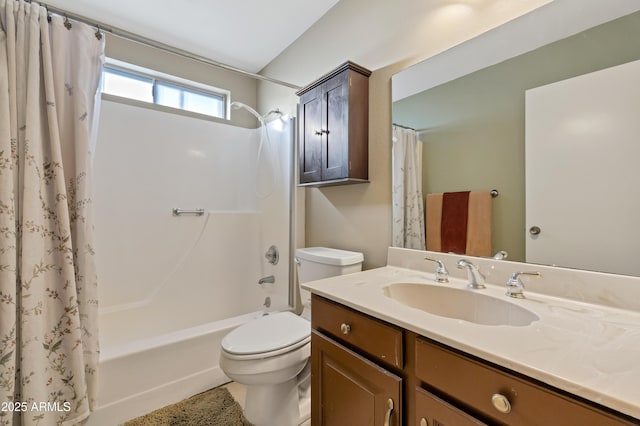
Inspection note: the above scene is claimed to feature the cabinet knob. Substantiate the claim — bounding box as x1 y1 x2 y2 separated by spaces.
491 393 512 414
420 418 428 426
322 129 330 134
340 323 351 334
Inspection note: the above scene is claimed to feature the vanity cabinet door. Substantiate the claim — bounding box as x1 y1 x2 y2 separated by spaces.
311 330 401 426
415 387 487 426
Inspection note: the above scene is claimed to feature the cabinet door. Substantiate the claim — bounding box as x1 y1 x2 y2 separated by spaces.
415 387 487 426
299 85 323 183
311 330 401 426
321 71 349 181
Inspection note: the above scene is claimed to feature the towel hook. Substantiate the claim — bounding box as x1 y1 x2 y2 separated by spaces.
490 189 499 198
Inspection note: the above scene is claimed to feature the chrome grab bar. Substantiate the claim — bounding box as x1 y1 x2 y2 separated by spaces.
172 208 205 216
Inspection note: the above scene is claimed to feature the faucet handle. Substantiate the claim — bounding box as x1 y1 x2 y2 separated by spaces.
424 257 449 283
506 271 541 298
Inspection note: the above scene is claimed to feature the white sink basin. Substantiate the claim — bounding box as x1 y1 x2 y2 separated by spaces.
383 283 539 326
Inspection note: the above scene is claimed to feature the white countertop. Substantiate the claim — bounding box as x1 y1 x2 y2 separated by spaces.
302 254 640 420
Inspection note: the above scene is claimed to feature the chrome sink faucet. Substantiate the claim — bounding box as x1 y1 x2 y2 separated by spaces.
424 257 449 283
506 271 541 298
456 259 486 289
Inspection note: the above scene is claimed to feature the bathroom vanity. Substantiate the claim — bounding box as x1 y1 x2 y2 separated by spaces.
304 248 640 425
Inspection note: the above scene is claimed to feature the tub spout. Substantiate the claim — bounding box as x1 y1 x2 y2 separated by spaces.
258 275 275 285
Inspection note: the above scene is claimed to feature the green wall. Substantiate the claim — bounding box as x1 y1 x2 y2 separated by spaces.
393 11 640 262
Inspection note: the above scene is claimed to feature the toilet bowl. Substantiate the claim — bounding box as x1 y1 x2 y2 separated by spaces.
219 247 364 426
220 312 311 426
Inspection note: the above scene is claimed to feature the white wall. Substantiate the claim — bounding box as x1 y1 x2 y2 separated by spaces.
258 0 553 268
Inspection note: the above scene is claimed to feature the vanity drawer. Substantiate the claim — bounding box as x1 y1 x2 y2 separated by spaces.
415 337 635 426
311 294 403 369
415 386 487 426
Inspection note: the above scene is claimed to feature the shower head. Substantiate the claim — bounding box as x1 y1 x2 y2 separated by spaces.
230 101 264 124
264 108 283 118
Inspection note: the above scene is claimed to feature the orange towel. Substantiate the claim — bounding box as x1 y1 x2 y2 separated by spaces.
425 193 442 252
466 191 492 257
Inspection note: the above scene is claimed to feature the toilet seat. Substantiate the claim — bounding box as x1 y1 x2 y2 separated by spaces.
221 311 310 360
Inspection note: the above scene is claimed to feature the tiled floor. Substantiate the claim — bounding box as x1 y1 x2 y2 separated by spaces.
222 382 311 426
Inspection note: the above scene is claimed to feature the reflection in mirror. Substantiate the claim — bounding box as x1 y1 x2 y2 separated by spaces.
392 124 425 250
391 2 640 276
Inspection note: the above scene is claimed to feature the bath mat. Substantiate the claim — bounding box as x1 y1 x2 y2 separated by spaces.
124 387 253 426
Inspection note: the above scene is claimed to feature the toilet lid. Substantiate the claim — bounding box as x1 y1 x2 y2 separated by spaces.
221 311 310 355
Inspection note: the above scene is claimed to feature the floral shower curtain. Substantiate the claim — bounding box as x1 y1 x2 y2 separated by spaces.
392 125 426 250
0 1 104 424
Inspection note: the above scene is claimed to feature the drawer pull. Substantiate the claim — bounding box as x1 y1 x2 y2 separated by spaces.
384 398 394 426
340 323 351 334
491 393 512 414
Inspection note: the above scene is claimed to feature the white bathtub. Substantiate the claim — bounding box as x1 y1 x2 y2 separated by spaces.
87 310 263 425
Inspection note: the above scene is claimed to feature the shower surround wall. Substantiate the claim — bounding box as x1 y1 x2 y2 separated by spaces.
89 99 293 424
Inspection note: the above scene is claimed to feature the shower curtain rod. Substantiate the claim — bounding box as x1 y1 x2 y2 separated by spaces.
37 2 302 90
393 122 416 130
393 122 428 133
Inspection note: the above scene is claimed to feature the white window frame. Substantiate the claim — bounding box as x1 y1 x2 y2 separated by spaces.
102 58 230 120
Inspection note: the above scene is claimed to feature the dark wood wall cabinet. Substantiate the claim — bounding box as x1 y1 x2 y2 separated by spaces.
296 61 371 187
310 294 638 426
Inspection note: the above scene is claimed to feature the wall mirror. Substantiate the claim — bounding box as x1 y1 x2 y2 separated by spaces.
391 1 640 276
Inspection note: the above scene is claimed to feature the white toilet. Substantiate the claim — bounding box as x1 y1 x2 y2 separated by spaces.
219 247 364 426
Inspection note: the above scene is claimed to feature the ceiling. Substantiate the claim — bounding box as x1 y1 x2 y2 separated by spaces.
40 0 340 73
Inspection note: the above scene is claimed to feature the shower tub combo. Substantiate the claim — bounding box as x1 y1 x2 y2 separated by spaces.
87 99 294 424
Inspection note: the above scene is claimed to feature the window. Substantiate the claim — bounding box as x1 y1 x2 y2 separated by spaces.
101 60 228 119
154 81 225 118
102 67 153 103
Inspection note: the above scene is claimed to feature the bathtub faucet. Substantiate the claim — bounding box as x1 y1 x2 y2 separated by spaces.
258 275 275 285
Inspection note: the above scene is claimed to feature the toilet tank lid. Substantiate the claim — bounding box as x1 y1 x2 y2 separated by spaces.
295 247 364 266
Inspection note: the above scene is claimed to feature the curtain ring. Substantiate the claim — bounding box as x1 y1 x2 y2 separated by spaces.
95 25 102 41
64 15 72 30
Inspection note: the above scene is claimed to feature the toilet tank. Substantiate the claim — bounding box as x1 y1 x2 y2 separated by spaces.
295 247 364 317
295 247 364 283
